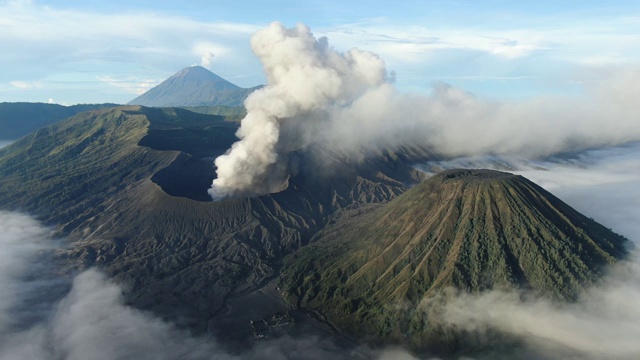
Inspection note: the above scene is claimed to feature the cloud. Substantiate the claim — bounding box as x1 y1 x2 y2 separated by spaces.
0 211 53 329
322 25 547 63
4 2 640 104
97 75 160 95
51 270 226 360
318 16 640 67
313 15 640 99
326 68 640 158
0 269 231 360
443 262 640 359
10 81 42 89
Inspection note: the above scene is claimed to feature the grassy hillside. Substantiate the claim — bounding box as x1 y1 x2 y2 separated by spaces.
279 169 628 350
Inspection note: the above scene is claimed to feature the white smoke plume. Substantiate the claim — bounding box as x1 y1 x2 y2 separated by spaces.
209 22 389 199
201 52 214 68
192 42 227 70
322 69 640 158
210 22 640 200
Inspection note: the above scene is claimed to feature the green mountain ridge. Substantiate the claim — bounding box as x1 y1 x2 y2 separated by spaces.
279 169 628 350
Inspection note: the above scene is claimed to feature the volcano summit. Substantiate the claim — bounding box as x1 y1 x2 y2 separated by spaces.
128 66 260 107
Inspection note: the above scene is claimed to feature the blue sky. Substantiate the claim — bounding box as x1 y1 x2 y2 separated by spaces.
1 0 640 104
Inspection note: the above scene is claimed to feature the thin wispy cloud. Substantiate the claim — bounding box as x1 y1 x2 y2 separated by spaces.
316 16 640 97
96 76 160 95
9 81 42 89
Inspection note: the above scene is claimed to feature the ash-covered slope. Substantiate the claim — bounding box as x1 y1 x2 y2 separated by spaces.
0 105 429 332
279 169 628 349
128 66 260 107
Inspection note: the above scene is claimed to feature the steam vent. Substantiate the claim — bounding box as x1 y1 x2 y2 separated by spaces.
280 169 628 348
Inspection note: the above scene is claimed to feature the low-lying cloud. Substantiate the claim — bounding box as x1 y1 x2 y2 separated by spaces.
0 211 228 360
444 259 640 359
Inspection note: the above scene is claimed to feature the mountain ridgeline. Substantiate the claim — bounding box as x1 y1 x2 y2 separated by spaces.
0 102 119 140
128 66 261 107
279 169 628 349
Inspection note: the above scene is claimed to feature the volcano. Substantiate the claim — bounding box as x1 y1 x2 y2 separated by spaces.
279 169 628 349
127 66 261 107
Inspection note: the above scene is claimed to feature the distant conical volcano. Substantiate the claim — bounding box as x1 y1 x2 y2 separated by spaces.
279 169 628 348
128 66 261 107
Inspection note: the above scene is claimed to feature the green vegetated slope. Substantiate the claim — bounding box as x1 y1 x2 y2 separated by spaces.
0 105 430 330
0 102 119 139
279 169 628 350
